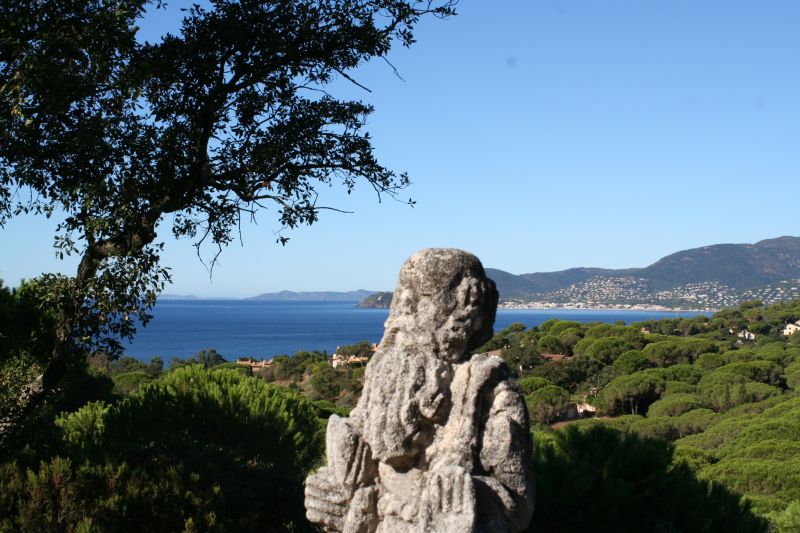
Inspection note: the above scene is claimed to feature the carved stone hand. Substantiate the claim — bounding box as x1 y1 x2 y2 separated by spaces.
305 468 349 532
423 464 477 531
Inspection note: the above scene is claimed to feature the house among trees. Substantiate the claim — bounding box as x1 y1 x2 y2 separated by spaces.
737 330 757 342
330 343 378 368
728 326 757 343
783 321 800 336
236 358 272 370
331 355 369 368
560 402 597 421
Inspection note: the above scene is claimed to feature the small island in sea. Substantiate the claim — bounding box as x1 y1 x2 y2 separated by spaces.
356 291 393 308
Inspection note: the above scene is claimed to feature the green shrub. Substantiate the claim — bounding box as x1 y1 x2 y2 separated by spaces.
111 370 153 396
786 362 800 391
583 324 645 348
654 364 705 384
676 414 758 452
526 385 572 425
674 408 721 438
732 440 800 461
598 371 666 415
714 360 783 387
576 336 635 363
647 393 701 418
664 380 697 395
628 416 679 441
699 458 800 516
743 382 782 403
722 349 759 365
672 445 717 471
311 399 351 419
613 350 651 375
768 500 800 533
722 394 795 419
2 367 324 531
696 352 724 370
537 334 565 355
309 362 342 401
518 376 554 395
642 338 719 367
528 356 604 393
530 425 766 532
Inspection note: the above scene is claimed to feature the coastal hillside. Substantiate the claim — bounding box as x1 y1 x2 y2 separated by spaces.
486 267 639 299
641 236 800 289
356 237 800 310
496 236 800 309
356 291 393 308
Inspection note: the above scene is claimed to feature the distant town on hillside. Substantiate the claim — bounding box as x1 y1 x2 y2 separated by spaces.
356 236 800 311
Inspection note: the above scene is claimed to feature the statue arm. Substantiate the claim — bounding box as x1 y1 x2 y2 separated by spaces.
305 415 379 532
476 382 536 532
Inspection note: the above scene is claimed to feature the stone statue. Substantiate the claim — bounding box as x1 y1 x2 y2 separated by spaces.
305 249 535 532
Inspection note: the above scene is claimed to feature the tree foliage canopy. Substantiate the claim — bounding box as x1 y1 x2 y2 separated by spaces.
0 0 456 438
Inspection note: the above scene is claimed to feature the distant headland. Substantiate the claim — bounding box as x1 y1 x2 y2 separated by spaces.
247 289 377 302
356 291 393 309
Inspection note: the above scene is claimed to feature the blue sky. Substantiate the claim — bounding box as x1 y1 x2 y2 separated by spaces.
1 0 798 296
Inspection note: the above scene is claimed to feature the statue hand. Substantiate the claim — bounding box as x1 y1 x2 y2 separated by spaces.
305 467 348 532
424 464 477 531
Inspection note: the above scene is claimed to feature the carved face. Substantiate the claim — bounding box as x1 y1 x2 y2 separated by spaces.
385 249 498 363
355 249 499 465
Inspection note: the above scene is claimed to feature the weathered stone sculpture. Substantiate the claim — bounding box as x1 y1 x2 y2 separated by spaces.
305 249 535 532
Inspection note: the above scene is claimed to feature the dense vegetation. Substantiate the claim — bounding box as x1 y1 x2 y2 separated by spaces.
477 299 800 530
4 274 800 530
531 425 766 532
1 363 324 531
0 300 356 532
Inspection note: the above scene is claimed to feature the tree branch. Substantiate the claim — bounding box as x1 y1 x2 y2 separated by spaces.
334 68 372 93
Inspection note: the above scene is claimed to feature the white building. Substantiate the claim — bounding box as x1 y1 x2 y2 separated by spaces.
783 321 800 337
737 330 757 342
560 402 597 421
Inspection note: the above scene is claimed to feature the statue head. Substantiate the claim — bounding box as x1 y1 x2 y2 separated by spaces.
354 249 498 466
383 248 498 362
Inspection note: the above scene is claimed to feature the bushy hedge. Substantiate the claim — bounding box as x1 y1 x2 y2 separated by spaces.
0 367 324 531
529 425 766 532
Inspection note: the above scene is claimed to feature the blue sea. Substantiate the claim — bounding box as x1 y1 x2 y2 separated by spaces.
124 300 705 362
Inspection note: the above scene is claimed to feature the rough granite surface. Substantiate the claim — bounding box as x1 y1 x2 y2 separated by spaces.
305 248 535 532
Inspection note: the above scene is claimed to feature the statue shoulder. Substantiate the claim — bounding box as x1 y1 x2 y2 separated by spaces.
454 352 512 389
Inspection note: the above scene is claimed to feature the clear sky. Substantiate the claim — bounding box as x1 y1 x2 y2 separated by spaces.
1 1 798 297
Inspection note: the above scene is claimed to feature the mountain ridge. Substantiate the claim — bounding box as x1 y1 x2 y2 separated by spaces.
242 237 800 310
492 236 800 308
506 236 800 291
357 236 800 310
